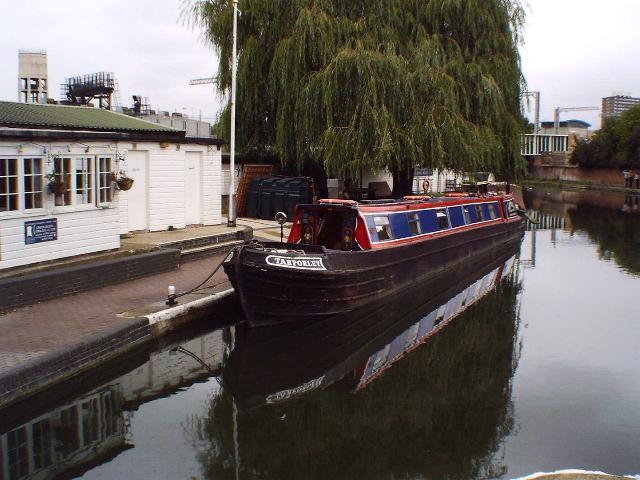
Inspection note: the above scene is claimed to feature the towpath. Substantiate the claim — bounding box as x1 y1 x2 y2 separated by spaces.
0 253 231 373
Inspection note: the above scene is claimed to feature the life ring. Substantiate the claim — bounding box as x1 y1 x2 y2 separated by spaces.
422 179 431 194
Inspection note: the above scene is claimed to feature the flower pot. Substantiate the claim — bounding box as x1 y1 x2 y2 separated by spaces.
48 180 67 195
116 176 134 191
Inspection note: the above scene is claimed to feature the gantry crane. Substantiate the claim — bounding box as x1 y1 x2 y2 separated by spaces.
189 77 215 86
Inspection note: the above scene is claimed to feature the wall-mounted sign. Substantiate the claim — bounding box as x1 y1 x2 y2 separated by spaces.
414 168 434 177
25 218 58 245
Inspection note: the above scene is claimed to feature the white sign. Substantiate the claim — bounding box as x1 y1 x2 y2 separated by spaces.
265 255 327 271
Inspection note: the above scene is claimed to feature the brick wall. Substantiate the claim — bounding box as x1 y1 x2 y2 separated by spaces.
528 166 626 187
0 249 180 312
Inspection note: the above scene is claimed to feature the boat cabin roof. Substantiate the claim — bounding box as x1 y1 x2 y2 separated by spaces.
302 195 511 214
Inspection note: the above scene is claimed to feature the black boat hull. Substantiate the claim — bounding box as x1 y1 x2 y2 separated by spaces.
224 218 524 327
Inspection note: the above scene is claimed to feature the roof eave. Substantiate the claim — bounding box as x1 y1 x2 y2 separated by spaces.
0 128 224 146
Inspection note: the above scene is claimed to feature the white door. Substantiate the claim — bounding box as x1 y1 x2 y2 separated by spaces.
127 151 148 231
185 152 202 225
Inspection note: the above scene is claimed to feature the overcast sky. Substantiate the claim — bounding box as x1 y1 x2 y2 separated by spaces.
1 0 639 130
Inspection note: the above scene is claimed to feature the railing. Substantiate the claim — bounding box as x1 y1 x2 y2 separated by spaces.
521 134 569 156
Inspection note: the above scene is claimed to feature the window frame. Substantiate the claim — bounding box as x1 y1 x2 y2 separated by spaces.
96 156 114 206
51 155 107 211
0 157 20 214
435 209 449 230
373 215 394 241
23 157 45 210
407 212 422 235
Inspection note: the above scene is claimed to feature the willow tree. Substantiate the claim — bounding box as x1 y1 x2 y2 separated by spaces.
185 0 526 194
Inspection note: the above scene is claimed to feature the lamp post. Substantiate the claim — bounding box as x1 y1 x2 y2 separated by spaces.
228 0 239 227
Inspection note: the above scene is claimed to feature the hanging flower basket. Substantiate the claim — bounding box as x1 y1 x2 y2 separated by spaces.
110 172 134 191
116 175 134 191
47 176 67 195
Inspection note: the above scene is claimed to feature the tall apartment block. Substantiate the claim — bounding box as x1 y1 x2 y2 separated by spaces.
601 95 640 120
18 50 48 104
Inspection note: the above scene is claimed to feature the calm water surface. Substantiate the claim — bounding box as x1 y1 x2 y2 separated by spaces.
2 187 639 480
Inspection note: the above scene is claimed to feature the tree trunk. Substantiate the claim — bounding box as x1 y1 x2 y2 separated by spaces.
392 161 414 197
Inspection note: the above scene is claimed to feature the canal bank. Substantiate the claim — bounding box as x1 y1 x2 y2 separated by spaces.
523 178 640 196
0 217 293 409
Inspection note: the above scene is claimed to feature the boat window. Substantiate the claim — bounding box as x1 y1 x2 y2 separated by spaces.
487 202 499 220
407 212 421 235
475 204 485 221
463 206 472 224
464 205 479 224
436 209 449 230
448 206 465 228
481 203 491 220
373 216 394 241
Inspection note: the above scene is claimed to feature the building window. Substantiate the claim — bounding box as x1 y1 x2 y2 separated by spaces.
407 212 421 235
53 156 73 206
74 157 94 204
7 427 29 479
20 92 27 103
30 78 39 89
30 92 39 103
24 157 44 209
97 157 113 204
82 398 101 445
20 78 27 90
1 158 19 212
373 216 394 241
32 419 53 470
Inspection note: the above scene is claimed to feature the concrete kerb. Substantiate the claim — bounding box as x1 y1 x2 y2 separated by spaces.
145 288 237 335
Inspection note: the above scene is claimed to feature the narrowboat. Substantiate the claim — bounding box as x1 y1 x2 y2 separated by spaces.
223 193 524 327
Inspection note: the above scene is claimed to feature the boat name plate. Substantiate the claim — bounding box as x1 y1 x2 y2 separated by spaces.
265 255 327 271
266 375 326 403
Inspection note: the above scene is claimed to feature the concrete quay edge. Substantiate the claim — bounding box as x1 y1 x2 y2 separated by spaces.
0 282 240 411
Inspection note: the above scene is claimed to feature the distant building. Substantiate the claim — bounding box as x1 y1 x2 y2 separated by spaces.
18 50 48 104
139 112 212 138
602 95 640 120
540 119 591 139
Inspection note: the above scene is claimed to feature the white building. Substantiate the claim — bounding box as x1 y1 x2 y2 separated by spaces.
0 101 223 270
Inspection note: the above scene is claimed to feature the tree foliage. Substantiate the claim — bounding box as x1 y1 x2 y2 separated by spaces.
571 105 640 169
184 0 526 186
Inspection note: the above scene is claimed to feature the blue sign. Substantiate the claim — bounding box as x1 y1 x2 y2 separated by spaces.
25 218 58 245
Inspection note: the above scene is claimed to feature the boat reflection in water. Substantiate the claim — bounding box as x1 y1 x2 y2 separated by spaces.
200 243 523 480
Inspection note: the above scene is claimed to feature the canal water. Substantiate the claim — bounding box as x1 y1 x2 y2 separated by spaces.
1 187 639 480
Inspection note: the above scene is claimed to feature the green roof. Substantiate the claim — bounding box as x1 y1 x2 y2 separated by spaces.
0 101 183 134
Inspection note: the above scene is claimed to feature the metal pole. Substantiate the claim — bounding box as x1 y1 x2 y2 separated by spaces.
554 107 560 134
534 91 540 133
228 0 239 227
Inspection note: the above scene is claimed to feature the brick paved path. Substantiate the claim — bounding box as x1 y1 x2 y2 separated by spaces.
0 253 232 372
